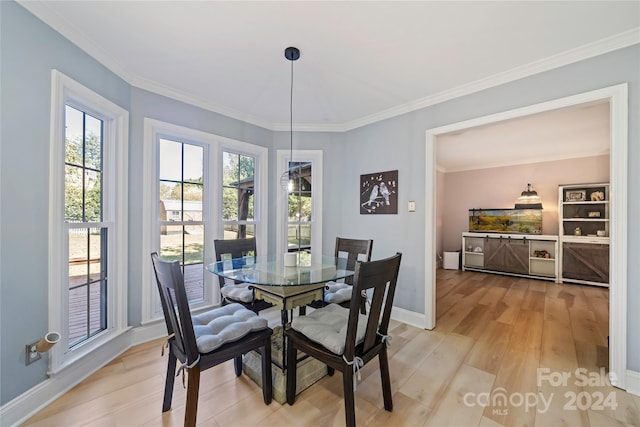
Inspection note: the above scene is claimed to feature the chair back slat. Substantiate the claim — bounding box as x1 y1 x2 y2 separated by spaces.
151 252 199 363
214 238 257 287
345 253 402 357
335 237 373 285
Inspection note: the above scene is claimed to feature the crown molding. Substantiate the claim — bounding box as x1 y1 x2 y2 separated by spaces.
341 28 640 132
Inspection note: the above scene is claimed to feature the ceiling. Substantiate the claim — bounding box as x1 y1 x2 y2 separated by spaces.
19 1 637 170
436 101 611 172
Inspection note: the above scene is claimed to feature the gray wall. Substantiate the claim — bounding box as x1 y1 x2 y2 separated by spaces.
2 0 639 406
336 45 639 372
0 2 130 404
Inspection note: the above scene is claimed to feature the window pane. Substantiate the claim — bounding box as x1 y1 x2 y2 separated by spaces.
69 228 89 286
222 187 238 220
84 114 102 170
159 181 177 202
247 192 255 220
183 144 203 183
183 182 203 204
84 169 102 222
223 152 238 185
65 106 83 166
88 282 102 335
159 139 182 181
68 286 87 345
160 224 184 261
88 228 103 280
65 165 83 222
184 225 204 264
239 155 254 181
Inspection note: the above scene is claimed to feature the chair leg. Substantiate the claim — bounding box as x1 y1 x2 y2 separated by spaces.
343 368 356 427
184 365 201 427
379 348 393 411
286 338 298 405
234 355 243 376
261 338 273 405
162 351 177 412
298 305 306 316
327 366 335 376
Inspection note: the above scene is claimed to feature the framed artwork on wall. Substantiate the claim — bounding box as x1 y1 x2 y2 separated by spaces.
360 170 398 214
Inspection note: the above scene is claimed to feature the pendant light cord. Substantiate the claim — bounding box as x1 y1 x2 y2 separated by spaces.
289 57 294 179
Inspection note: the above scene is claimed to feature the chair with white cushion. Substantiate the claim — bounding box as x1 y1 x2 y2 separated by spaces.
214 238 273 314
310 237 373 313
286 252 402 427
151 252 272 427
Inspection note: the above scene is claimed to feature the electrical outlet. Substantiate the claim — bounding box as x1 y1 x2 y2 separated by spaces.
25 342 41 365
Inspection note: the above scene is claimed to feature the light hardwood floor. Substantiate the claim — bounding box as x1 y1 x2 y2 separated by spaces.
24 270 640 426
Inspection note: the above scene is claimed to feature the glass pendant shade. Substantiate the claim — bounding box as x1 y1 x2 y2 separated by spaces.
280 169 293 192
515 183 543 209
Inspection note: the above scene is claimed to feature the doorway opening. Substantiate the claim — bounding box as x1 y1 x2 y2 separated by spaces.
424 84 628 389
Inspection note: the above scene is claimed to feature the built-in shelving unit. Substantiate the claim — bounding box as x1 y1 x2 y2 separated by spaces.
558 183 610 287
462 232 558 282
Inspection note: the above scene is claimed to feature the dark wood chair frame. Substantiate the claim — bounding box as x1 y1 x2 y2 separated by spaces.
308 237 373 313
151 252 273 427
213 237 273 314
286 252 402 427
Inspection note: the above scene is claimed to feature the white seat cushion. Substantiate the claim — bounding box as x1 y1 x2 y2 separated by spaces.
191 303 268 353
323 281 352 304
221 282 254 303
290 303 368 355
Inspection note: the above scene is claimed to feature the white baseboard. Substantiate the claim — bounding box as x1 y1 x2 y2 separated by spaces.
0 323 166 427
391 305 426 329
626 369 640 397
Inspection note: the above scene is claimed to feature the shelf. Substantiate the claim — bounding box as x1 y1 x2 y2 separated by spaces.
562 200 609 205
530 257 555 262
558 183 610 286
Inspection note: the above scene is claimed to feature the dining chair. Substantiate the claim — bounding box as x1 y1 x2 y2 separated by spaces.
309 237 373 313
214 238 273 314
151 252 273 427
286 252 402 427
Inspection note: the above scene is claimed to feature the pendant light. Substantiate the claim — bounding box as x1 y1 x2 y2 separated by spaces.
515 183 543 209
280 46 300 192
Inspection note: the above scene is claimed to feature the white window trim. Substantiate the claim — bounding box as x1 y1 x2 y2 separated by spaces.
276 150 323 261
48 70 129 374
141 119 268 323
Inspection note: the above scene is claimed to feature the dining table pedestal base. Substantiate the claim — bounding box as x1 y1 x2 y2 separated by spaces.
242 326 327 404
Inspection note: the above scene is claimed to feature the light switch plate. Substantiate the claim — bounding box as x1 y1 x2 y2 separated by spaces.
408 201 416 212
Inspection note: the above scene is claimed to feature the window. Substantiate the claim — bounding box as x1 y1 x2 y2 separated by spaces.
49 70 129 372
158 138 205 303
65 105 107 346
276 151 323 261
222 151 256 240
142 119 268 322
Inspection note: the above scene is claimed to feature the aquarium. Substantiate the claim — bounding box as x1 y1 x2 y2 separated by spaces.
469 208 542 234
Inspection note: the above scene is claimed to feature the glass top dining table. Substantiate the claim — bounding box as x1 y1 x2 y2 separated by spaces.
206 255 355 326
206 255 354 287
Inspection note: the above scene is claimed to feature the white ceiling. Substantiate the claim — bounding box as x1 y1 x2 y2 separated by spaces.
19 1 636 169
436 101 611 172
